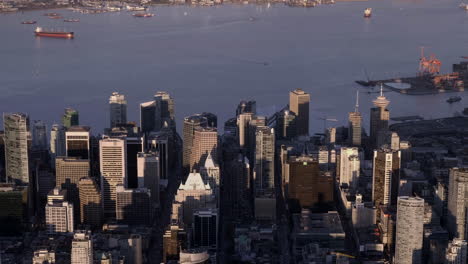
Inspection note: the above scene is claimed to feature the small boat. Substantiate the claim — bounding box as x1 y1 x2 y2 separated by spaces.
364 8 372 18
44 12 59 16
64 19 80 22
49 16 63 19
133 13 154 17
21 21 37 24
447 96 462 103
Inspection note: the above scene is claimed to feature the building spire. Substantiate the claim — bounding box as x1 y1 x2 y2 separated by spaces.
373 83 390 109
354 90 359 113
380 83 383 97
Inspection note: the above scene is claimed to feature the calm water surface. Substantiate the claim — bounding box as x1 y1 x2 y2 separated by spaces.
0 0 467 134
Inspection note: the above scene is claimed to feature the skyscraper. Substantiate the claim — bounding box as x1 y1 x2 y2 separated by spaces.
32 120 47 150
154 91 175 131
276 109 297 140
66 126 91 160
137 152 159 208
109 92 127 128
253 126 275 196
447 168 468 240
339 147 360 190
100 137 127 218
372 148 401 214
370 86 390 148
445 239 467 264
193 208 218 250
125 135 143 189
236 100 256 116
116 185 152 226
50 124 66 168
78 177 102 228
3 113 30 185
237 112 254 150
348 91 362 147
183 114 208 175
55 157 90 222
289 88 310 136
394 196 424 264
62 108 79 129
45 188 74 234
140 100 156 133
147 132 169 186
190 127 218 172
201 112 217 128
71 230 93 264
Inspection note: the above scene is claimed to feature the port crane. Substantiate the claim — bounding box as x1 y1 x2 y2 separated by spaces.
419 47 441 76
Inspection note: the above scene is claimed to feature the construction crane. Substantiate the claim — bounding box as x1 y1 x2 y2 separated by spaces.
317 117 338 132
419 47 441 76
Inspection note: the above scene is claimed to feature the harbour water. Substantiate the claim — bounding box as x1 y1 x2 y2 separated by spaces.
0 0 467 134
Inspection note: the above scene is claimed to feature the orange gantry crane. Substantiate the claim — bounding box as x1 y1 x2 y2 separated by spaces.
419 47 441 75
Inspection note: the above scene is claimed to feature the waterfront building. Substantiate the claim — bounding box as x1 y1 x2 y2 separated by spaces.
445 239 467 264
190 127 218 172
394 196 424 264
109 92 127 128
193 208 218 250
183 114 208 175
100 137 127 219
62 108 79 129
45 187 74 234
66 126 91 159
137 152 159 208
339 147 360 190
78 177 102 228
71 230 93 264
32 120 47 150
348 91 362 147
55 157 90 222
3 113 30 185
447 168 468 240
276 109 297 140
116 185 152 225
50 124 66 168
370 87 390 149
253 126 275 196
289 88 310 136
372 148 401 216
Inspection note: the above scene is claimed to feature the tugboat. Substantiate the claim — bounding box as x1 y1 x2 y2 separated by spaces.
364 8 372 18
21 21 37 24
34 27 74 39
447 96 462 103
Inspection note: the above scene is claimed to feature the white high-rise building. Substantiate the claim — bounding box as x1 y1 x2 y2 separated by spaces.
447 168 468 240
394 196 424 264
339 147 360 190
45 188 74 234
109 92 127 128
71 230 93 264
32 120 47 149
137 152 160 208
50 124 66 168
100 137 127 218
3 113 30 185
446 239 467 264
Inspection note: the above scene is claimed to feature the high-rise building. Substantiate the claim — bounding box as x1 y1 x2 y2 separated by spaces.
247 116 266 162
137 152 159 208
289 88 310 136
193 208 218 250
140 101 156 133
100 137 127 219
445 239 467 264
183 114 208 175
223 154 251 221
45 188 74 234
237 112 253 150
200 154 220 203
116 185 152 225
62 108 79 129
370 86 390 148
78 177 102 228
339 147 360 190
190 127 218 172
125 136 143 189
55 157 90 222
3 113 30 185
172 172 214 227
447 168 468 240
394 196 424 264
276 109 297 140
0 184 28 234
32 120 47 150
253 126 275 196
109 92 127 128
201 112 217 128
66 126 91 160
50 124 66 168
348 91 362 147
147 132 169 186
236 100 256 116
154 91 175 131
71 230 93 264
372 148 401 215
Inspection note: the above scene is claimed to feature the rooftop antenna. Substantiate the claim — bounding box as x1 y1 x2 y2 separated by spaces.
380 83 384 97
354 90 359 112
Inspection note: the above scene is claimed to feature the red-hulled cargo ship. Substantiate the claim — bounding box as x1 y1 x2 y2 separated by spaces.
34 27 74 39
